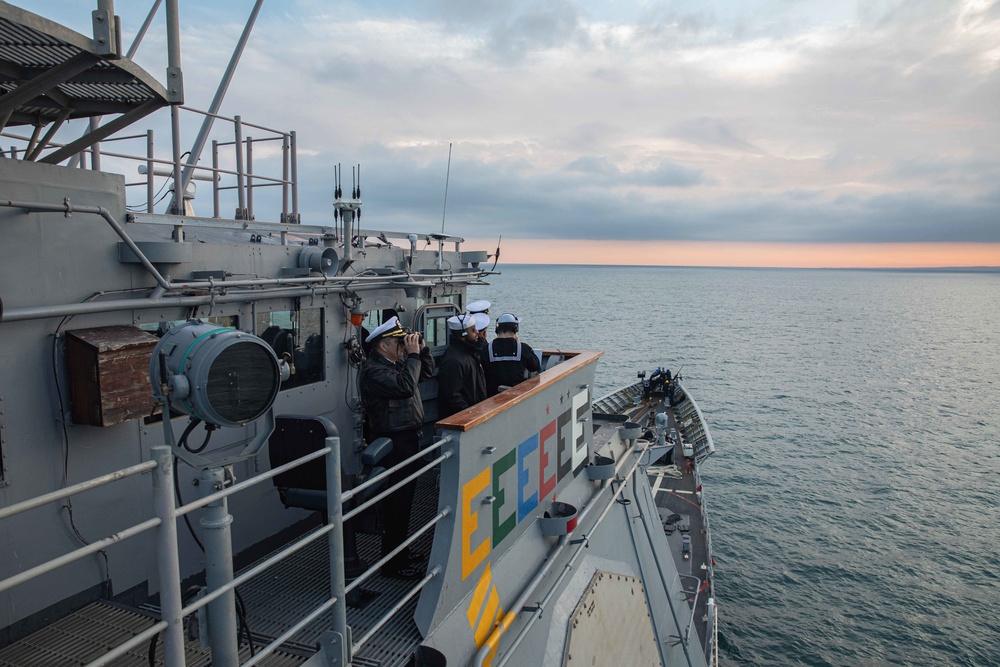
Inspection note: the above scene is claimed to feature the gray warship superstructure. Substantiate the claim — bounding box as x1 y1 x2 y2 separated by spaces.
0 3 719 666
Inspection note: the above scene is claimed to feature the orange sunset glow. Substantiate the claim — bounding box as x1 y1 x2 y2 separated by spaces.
464 239 1000 269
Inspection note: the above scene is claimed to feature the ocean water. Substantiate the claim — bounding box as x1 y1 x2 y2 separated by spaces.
469 265 1000 667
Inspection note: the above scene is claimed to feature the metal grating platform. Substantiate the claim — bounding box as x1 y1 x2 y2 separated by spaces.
237 472 441 667
0 3 169 127
0 601 304 667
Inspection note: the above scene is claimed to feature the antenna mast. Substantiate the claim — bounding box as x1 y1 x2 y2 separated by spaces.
441 142 452 234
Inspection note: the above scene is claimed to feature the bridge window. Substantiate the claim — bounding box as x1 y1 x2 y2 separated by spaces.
256 308 325 389
418 302 462 349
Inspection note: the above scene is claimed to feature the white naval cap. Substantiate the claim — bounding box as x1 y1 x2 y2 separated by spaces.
447 314 476 332
497 313 519 325
365 316 406 343
473 313 490 331
467 299 491 314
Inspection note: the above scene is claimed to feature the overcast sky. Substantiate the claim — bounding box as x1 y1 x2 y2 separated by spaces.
27 0 1000 261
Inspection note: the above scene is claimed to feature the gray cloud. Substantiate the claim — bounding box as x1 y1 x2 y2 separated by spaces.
32 0 1000 254
886 158 1000 187
669 118 764 154
291 151 1000 244
565 157 705 187
483 0 586 62
197 0 1000 249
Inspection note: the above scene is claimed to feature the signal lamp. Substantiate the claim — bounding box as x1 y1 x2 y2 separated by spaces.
150 319 280 467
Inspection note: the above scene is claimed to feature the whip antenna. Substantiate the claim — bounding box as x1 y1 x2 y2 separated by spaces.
441 142 452 234
491 235 502 271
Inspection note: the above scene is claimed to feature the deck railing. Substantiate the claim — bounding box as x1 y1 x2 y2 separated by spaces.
593 379 644 414
0 429 457 667
0 459 168 665
674 382 716 462
2 104 299 223
691 460 718 663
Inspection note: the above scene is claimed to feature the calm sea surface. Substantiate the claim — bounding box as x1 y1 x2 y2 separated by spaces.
470 265 1000 667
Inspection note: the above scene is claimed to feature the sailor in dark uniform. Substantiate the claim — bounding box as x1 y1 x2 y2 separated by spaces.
481 313 541 396
437 314 487 419
359 316 434 579
472 312 490 352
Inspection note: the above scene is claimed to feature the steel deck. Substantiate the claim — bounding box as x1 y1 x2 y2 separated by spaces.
613 391 715 663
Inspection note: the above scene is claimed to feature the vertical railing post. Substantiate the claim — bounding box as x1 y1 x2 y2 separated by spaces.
246 135 254 221
169 107 183 214
151 446 187 667
281 133 289 223
146 129 155 213
212 140 220 219
200 466 240 667
89 117 102 170
164 0 186 214
325 436 350 665
290 130 299 223
234 115 247 219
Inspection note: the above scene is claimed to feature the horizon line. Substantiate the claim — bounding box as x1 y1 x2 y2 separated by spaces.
461 238 1000 270
494 262 1000 272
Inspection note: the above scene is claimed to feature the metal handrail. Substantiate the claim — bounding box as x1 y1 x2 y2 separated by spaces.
711 599 719 666
0 457 162 595
343 451 452 522
352 565 442 653
0 519 161 594
341 434 451 502
0 420 458 666
182 522 333 618
155 439 350 667
2 99 297 221
0 443 341 666
175 446 330 517
626 464 696 667
346 508 451 595
0 457 170 665
693 462 716 598
678 573 704 646
1 130 149 145
171 434 456 666
0 460 156 521
241 596 337 667
179 105 290 137
676 381 715 460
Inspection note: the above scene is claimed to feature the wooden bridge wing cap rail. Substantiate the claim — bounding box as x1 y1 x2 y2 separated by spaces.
435 350 603 432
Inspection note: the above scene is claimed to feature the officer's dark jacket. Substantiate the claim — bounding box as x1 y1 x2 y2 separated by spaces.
437 338 487 419
480 338 541 396
360 348 435 433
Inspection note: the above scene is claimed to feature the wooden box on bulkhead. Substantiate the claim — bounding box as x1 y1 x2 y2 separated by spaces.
65 325 159 427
